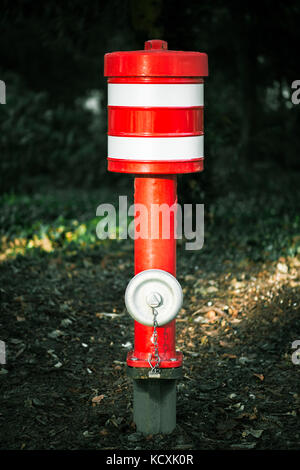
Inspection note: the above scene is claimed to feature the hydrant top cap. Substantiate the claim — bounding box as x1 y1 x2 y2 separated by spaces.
144 39 168 50
104 39 208 77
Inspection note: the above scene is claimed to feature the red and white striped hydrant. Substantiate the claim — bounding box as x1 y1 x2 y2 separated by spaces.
104 39 208 434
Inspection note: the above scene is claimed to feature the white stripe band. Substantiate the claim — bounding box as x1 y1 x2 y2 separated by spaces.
108 136 204 161
108 83 204 107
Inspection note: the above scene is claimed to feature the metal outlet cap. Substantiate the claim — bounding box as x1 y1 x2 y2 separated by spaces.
125 269 183 326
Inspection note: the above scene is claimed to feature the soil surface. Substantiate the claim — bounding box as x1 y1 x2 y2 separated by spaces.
0 188 300 450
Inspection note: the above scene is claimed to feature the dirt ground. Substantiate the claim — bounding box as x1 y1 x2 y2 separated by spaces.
1 231 300 450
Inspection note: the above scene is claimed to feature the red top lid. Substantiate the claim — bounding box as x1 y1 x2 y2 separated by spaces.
104 39 208 77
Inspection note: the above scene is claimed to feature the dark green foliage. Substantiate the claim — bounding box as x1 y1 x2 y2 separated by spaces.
1 1 300 198
0 71 107 192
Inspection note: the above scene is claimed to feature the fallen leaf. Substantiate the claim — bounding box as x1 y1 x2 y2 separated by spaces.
48 329 64 339
99 428 108 435
253 373 264 381
54 362 63 368
206 286 218 294
92 394 105 404
277 262 288 274
16 316 25 322
32 398 44 406
231 442 256 449
96 312 124 319
205 310 217 321
243 428 264 438
239 356 252 365
194 315 209 324
219 340 232 347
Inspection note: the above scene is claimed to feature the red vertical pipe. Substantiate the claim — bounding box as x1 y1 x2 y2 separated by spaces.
133 175 177 362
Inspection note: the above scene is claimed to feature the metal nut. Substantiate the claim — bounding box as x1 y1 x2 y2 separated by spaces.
146 292 162 308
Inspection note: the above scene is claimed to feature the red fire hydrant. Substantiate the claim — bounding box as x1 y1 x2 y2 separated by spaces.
104 39 208 434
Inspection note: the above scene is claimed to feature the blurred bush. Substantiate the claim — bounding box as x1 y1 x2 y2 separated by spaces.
1 2 300 203
0 70 107 194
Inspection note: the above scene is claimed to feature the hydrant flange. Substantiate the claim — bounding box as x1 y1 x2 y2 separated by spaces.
125 269 183 327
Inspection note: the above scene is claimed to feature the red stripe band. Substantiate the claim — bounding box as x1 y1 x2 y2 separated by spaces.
108 106 204 137
107 158 204 174
108 77 204 84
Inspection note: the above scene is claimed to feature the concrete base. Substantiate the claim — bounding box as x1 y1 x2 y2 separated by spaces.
133 379 177 434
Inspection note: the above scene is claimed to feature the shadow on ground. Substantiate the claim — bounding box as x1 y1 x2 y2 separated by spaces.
0 235 299 450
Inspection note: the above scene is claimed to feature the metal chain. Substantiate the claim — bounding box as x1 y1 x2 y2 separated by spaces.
148 306 161 374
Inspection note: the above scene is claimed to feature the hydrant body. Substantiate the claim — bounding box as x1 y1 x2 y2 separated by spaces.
132 175 179 368
104 39 208 433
